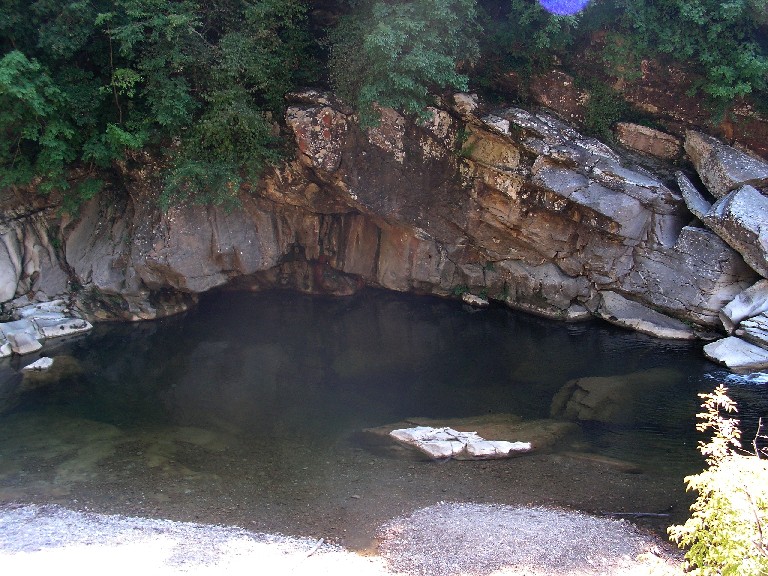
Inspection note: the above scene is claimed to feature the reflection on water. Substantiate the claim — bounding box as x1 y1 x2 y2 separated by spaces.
0 289 766 548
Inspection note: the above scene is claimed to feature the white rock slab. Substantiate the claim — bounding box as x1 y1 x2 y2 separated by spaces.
22 357 54 371
389 426 532 460
7 331 43 355
34 317 93 339
462 293 489 308
703 336 768 373
596 291 696 339
720 280 768 333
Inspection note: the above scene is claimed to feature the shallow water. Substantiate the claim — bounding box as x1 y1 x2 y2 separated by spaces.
1 289 766 549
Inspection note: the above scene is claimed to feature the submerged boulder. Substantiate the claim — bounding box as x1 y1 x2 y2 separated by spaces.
551 367 687 426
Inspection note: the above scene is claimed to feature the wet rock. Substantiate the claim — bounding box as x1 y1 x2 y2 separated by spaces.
685 130 768 198
461 293 489 308
594 291 696 339
551 367 686 426
614 123 682 160
735 314 768 350
388 426 532 460
6 331 42 355
720 280 768 333
362 414 581 455
22 357 54 371
703 336 768 373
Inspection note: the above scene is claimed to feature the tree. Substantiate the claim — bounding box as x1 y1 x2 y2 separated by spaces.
329 0 480 126
0 0 315 209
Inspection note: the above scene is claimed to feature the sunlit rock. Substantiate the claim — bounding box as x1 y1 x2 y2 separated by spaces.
22 357 54 371
614 123 682 160
461 292 489 308
685 130 768 198
735 314 768 350
389 426 532 460
703 336 768 373
363 414 581 456
720 280 768 333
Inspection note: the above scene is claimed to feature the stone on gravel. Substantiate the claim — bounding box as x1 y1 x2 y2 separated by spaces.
703 336 768 373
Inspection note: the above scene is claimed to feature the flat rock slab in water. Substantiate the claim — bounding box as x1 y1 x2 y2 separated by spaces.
704 336 768 373
389 426 532 460
362 414 581 458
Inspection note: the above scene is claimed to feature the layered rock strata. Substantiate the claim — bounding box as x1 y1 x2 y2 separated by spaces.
2 91 768 371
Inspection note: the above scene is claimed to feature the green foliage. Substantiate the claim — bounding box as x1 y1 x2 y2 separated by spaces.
329 0 480 126
609 0 768 105
1 0 314 209
578 79 634 141
668 385 768 575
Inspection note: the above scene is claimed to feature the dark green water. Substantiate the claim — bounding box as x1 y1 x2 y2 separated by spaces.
1 289 766 549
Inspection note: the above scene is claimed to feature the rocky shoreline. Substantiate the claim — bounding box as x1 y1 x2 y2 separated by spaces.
2 92 768 371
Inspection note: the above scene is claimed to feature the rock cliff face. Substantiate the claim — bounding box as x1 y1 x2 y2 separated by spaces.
2 91 768 358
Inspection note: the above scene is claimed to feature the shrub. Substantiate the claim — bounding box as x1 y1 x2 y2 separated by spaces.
668 385 768 575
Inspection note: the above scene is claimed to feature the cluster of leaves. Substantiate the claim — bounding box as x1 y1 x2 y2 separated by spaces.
484 0 767 108
668 385 768 575
0 0 315 209
328 0 479 127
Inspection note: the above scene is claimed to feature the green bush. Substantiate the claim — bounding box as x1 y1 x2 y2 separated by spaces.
329 0 479 126
1 0 314 210
668 385 768 575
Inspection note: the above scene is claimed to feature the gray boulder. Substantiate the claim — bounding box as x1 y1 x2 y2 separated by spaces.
703 185 768 278
720 280 768 333
685 130 768 198
735 314 768 350
703 336 768 373
594 291 696 339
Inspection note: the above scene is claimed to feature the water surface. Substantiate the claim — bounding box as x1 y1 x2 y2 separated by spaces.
1 289 766 549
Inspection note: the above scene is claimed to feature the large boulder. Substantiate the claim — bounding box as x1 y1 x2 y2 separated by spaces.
685 130 768 198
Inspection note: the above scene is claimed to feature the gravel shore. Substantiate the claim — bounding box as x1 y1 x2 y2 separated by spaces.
0 502 680 575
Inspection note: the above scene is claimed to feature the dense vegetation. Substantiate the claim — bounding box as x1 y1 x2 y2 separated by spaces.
1 0 767 208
